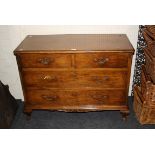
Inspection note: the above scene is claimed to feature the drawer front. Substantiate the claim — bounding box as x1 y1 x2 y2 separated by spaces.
75 53 129 68
25 89 126 107
18 53 72 68
22 69 127 89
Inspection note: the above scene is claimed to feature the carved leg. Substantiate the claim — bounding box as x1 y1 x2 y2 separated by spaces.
120 111 129 121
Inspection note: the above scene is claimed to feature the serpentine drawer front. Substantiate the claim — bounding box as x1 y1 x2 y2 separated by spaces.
14 34 134 120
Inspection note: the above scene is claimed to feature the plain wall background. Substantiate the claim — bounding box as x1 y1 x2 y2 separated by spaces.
0 25 139 100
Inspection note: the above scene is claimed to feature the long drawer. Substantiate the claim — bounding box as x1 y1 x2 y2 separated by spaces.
22 69 127 89
25 89 126 107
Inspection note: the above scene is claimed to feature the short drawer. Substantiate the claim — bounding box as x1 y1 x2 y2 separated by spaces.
17 53 72 68
22 69 127 89
25 89 126 106
75 53 129 68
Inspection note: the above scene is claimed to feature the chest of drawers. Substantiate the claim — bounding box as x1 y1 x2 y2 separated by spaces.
14 34 134 120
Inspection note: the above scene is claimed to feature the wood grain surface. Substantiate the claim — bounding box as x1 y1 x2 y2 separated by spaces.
14 34 134 52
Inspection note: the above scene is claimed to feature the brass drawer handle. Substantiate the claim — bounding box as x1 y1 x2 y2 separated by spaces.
37 57 54 65
42 75 57 81
94 57 109 65
42 95 58 101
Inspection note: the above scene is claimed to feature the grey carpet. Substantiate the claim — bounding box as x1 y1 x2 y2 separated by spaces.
11 97 155 129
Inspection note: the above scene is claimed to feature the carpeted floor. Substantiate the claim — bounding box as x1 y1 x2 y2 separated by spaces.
11 97 155 129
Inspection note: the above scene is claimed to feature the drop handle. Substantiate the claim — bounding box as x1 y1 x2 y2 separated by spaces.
42 95 58 101
42 75 57 81
94 57 109 65
37 57 54 65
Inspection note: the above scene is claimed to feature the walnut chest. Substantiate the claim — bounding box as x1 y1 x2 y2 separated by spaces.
14 34 134 119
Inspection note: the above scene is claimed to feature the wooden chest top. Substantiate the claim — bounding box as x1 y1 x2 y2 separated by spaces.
14 34 134 53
